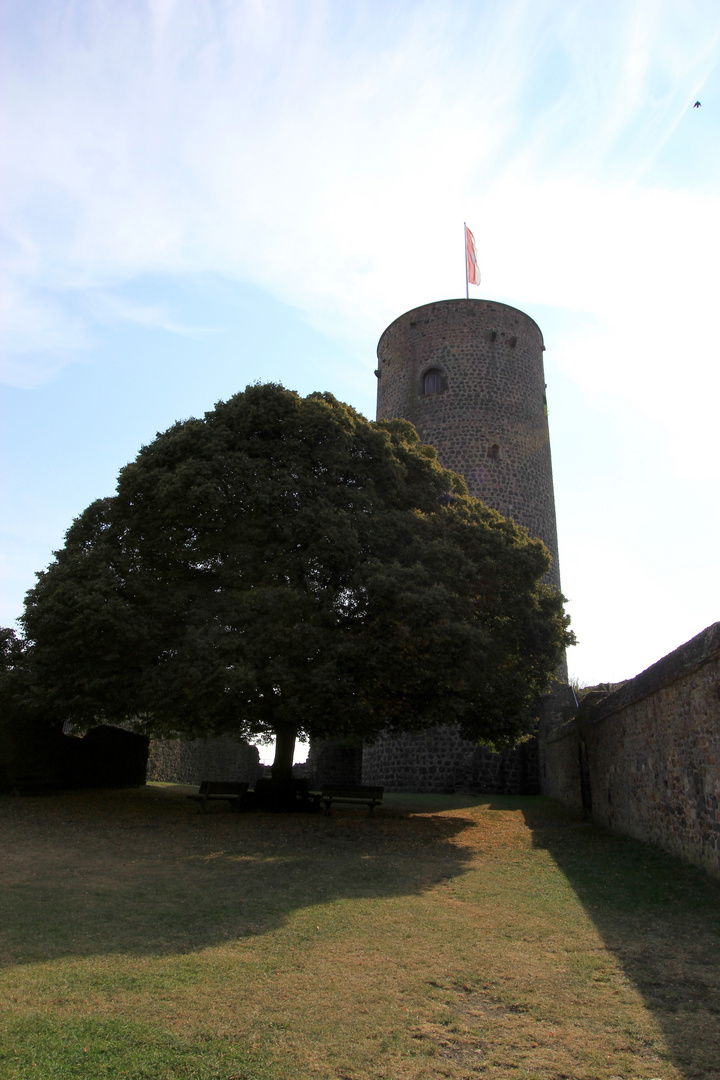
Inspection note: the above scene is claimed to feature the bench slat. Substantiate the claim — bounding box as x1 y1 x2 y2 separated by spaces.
187 780 249 811
320 785 384 816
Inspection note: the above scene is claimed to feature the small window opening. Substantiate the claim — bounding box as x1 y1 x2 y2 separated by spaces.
423 369 444 395
487 444 501 460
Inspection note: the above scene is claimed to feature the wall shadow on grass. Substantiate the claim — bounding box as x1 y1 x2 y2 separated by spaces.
0 785 475 968
522 798 720 1080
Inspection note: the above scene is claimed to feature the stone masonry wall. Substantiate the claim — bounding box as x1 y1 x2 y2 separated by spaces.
147 736 260 786
536 682 581 797
543 718 584 815
543 623 720 878
376 299 561 591
369 299 567 795
305 739 363 786
472 738 539 795
362 724 539 795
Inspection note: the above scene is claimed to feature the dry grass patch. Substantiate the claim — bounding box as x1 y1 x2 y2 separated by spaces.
1 785 718 1079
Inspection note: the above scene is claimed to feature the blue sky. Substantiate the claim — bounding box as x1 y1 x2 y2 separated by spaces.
2 0 720 721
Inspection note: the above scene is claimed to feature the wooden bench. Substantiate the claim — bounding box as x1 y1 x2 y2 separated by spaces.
320 785 384 816
252 777 322 812
187 780 249 812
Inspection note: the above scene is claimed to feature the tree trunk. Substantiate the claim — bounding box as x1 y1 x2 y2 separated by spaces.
272 726 296 787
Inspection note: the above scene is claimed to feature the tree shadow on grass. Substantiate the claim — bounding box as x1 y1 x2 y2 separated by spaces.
522 798 720 1080
0 785 476 968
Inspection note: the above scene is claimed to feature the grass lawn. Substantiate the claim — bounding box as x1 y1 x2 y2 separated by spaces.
1 784 719 1080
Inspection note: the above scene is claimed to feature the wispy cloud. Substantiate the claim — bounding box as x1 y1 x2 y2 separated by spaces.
0 276 95 387
82 291 215 335
2 0 719 426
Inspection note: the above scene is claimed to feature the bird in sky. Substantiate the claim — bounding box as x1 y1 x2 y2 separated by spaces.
693 100 701 108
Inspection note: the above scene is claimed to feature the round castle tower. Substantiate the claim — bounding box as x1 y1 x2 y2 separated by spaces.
362 298 565 793
376 298 561 591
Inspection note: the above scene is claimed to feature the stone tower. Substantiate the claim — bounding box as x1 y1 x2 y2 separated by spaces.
375 298 561 591
361 298 566 793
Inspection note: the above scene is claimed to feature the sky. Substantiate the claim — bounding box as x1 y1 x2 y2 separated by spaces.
2 0 720 747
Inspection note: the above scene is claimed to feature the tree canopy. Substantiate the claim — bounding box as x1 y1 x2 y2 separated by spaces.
20 384 573 781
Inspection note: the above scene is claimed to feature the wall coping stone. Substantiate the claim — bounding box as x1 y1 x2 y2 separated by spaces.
377 298 545 352
586 621 720 726
545 691 607 745
545 624 720 743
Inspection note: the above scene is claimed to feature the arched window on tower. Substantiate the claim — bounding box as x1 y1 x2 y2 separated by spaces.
487 443 501 460
423 368 444 395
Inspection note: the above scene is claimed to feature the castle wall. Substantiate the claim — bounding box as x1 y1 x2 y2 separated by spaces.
543 623 720 878
305 739 363 786
362 725 539 795
542 719 584 815
147 736 260 786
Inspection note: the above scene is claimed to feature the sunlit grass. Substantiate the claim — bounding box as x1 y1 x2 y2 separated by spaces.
1 785 718 1079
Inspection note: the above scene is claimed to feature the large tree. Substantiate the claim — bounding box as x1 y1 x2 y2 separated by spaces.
20 384 573 784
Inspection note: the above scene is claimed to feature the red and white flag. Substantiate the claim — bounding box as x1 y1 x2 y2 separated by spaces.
465 224 480 286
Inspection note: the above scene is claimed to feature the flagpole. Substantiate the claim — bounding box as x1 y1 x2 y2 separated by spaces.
463 222 469 300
